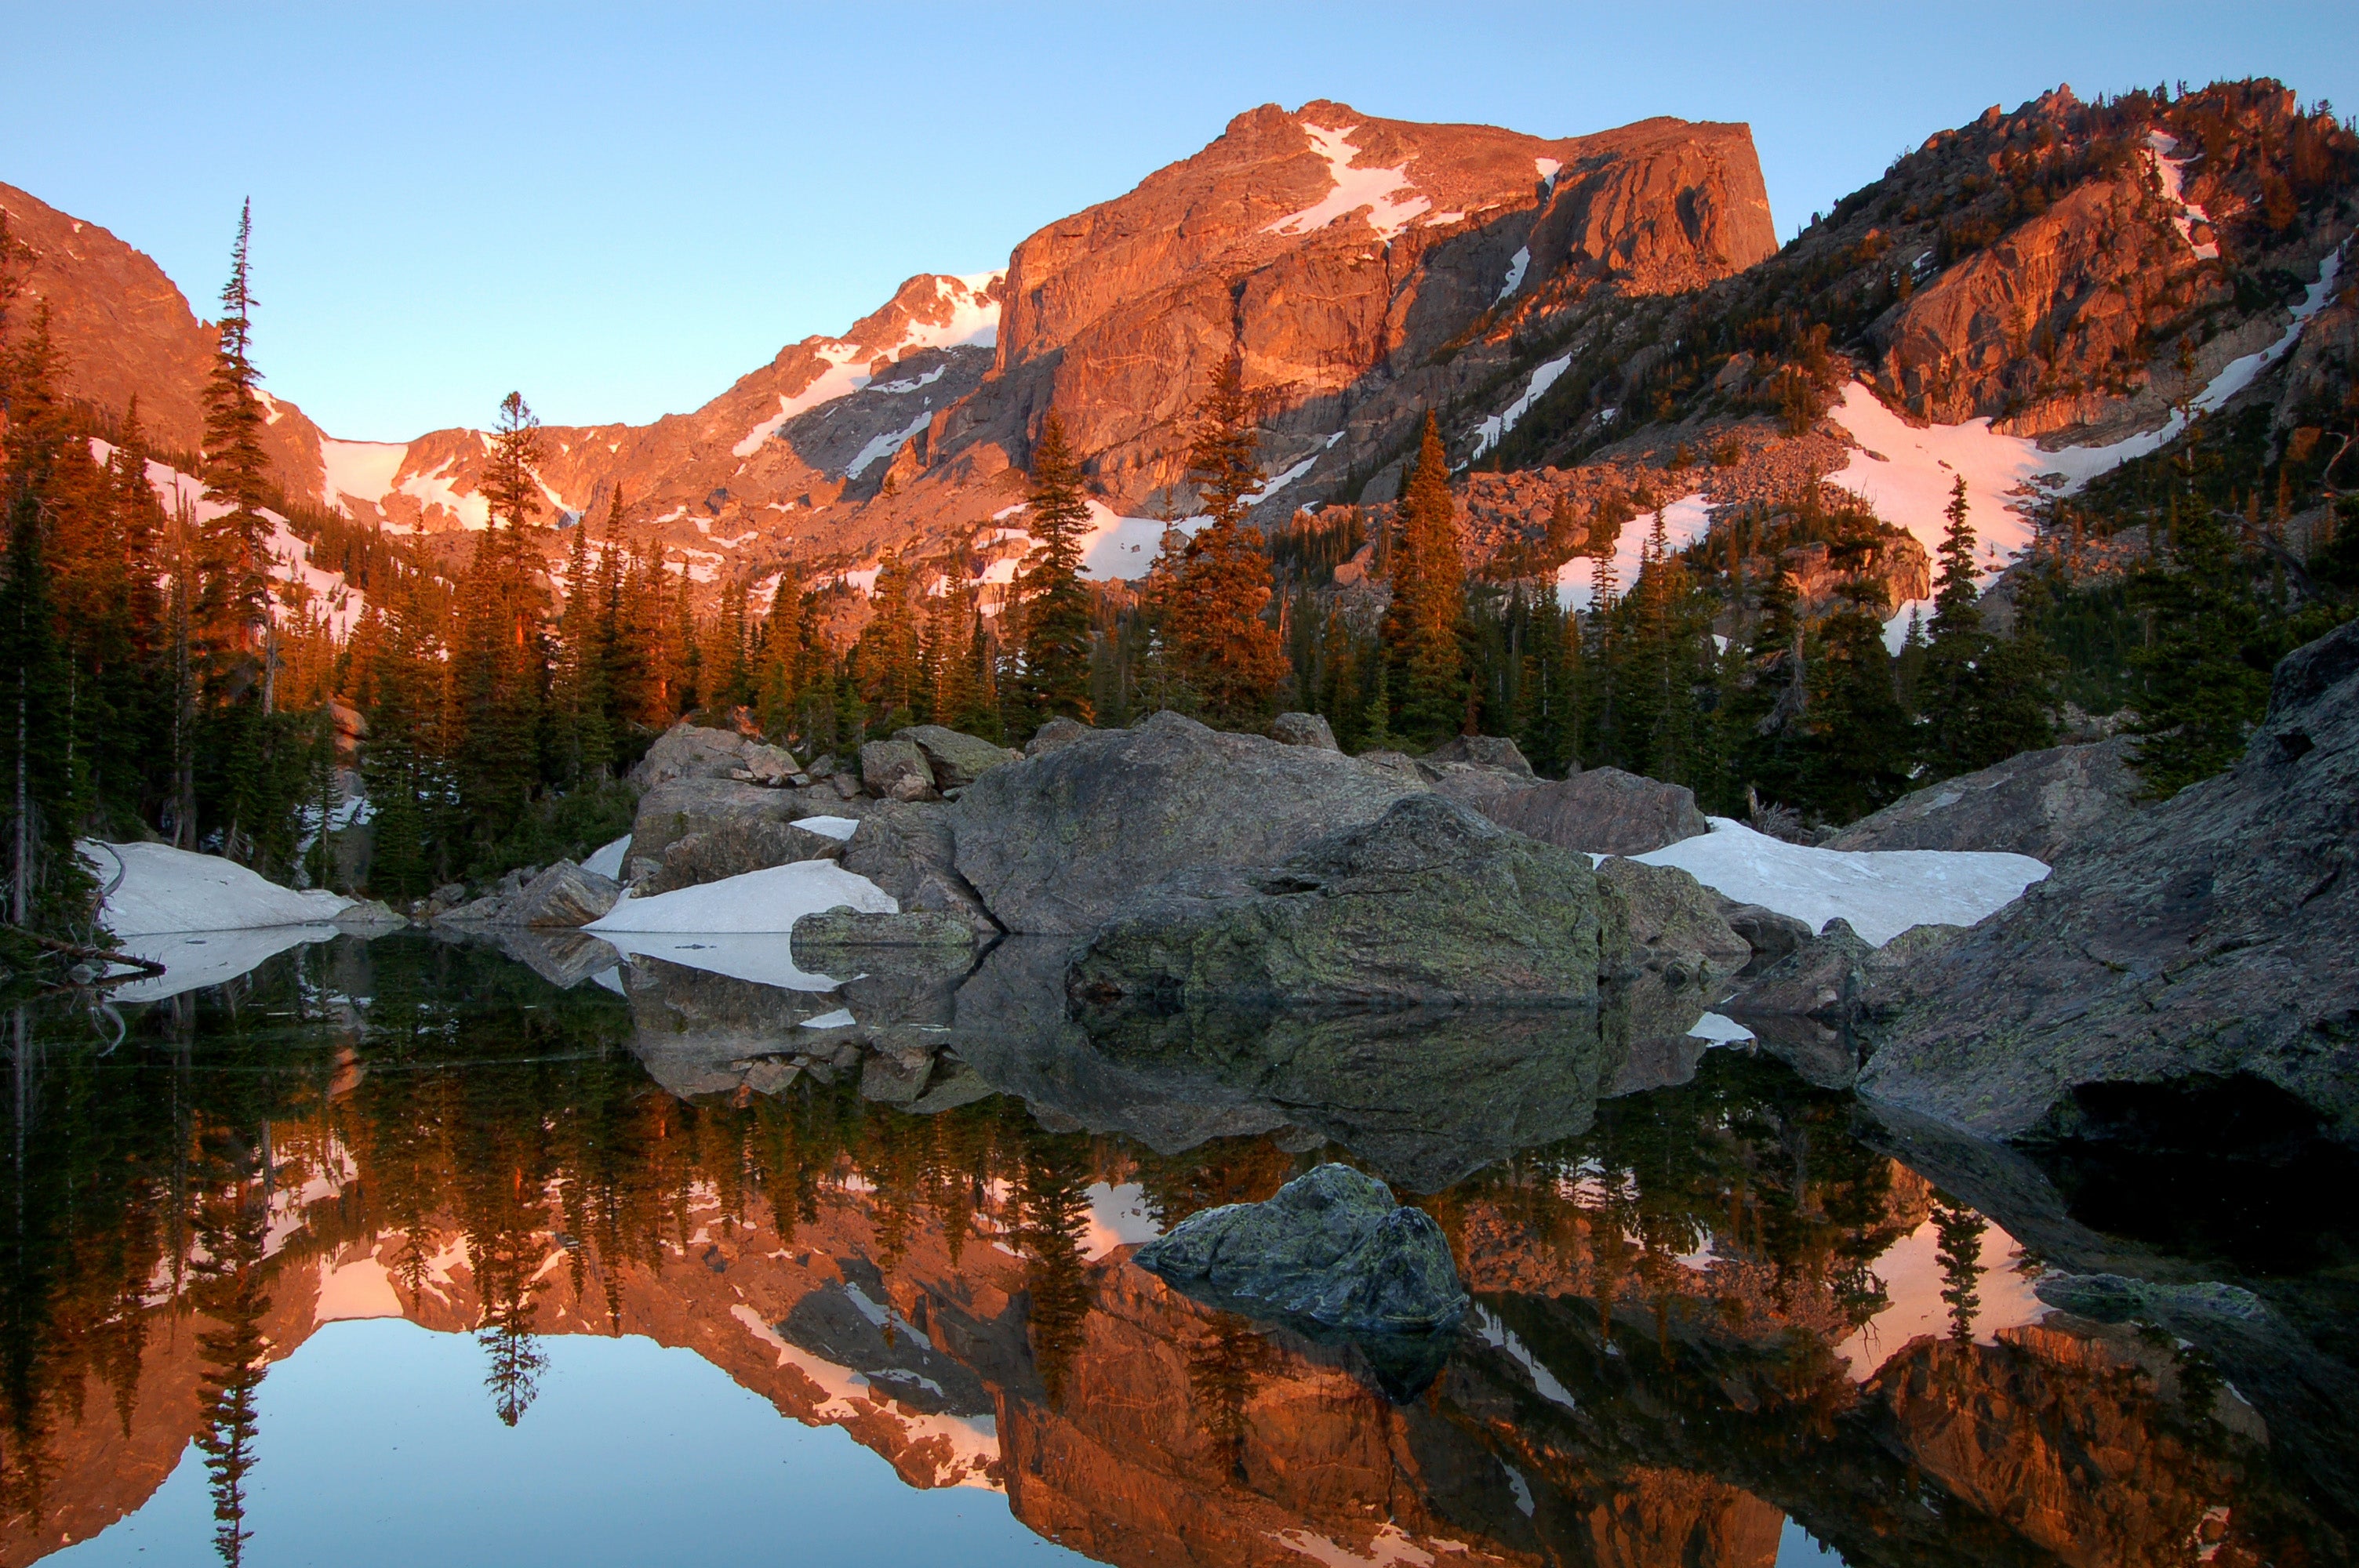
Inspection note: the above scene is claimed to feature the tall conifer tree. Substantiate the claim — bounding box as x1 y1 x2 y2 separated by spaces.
1162 356 1289 727
1013 412 1095 729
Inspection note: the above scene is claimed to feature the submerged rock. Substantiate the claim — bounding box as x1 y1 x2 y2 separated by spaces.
1135 1163 1468 1334
951 710 1425 934
1476 766 1710 855
1070 794 1613 1008
1859 618 2359 1142
1826 735 2141 858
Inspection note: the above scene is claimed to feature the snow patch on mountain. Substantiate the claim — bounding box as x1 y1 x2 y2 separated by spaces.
1555 492 1711 612
394 454 493 531
2143 131 2220 261
91 440 369 635
1497 245 1531 302
730 274 1003 459
1470 353 1572 461
1830 241 2347 585
1535 157 1562 193
318 438 407 513
845 410 934 480
1267 122 1434 242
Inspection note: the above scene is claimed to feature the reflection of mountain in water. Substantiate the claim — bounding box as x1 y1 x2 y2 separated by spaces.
2 931 2352 1568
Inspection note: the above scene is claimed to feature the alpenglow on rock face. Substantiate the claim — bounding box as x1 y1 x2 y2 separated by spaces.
1134 1163 1468 1334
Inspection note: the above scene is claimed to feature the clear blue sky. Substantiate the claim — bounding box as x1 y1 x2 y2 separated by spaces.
7 2 2353 440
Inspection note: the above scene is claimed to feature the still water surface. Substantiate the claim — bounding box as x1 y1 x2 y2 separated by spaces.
4 931 2350 1566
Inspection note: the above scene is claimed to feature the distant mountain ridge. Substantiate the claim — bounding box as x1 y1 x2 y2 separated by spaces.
6 82 2354 614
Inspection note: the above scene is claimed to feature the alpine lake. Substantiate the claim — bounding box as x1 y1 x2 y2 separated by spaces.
5 925 2354 1568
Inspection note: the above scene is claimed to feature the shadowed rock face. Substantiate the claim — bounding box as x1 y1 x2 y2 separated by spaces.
1826 736 2143 859
949 710 1427 935
1859 619 2359 1142
1070 795 1615 1010
1477 766 1712 855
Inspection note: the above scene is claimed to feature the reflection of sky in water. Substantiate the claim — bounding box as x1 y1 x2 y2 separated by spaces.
1832 1216 2048 1380
54 1319 1082 1568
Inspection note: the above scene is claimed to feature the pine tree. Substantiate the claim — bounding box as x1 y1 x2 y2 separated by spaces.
1161 357 1289 728
1801 578 1910 822
452 393 551 843
856 551 923 731
1380 413 1468 745
1914 477 2057 780
2128 503 2267 796
1012 412 1095 731
196 202 274 673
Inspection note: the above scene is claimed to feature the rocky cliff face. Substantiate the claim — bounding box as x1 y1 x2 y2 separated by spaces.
0 180 333 500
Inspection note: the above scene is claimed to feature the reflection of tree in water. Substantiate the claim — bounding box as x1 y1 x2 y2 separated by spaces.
189 1145 270 1568
1184 1313 1268 1483
1929 1196 1986 1345
1448 1052 1912 1342
1010 1117 1094 1405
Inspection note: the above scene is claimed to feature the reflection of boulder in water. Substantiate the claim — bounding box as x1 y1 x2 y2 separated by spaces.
621 954 848 1098
488 927 623 990
775 1279 995 1421
949 938 1628 1193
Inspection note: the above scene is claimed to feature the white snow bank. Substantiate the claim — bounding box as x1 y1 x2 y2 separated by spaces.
1471 353 1572 462
794 815 860 842
317 438 409 514
1555 492 1712 612
987 502 1210 591
2144 132 2219 261
1830 234 2349 612
844 408 932 479
1496 245 1531 302
581 835 631 880
800 1008 856 1029
589 860 894 933
1630 818 2048 946
1266 122 1434 242
1686 1011 1757 1044
109 925 340 1004
86 840 353 935
594 932 842 993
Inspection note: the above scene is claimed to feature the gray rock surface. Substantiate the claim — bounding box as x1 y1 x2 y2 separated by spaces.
1424 734 1535 775
1268 711 1340 750
332 898 408 931
839 800 1000 935
950 710 1427 935
791 908 977 949
487 927 623 989
894 724 1019 790
1826 735 2142 858
628 775 845 874
860 738 937 801
1475 766 1710 855
1859 618 2359 1141
1593 858 1750 996
1069 794 1613 1008
1135 1163 1468 1333
644 817 846 895
1023 716 1094 756
504 859 622 927
1717 900 1816 976
627 721 756 789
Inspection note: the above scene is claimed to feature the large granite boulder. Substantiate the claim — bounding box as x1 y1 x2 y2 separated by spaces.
1068 795 1614 1009
860 738 936 801
1593 858 1750 996
894 724 1019 790
643 817 848 895
1268 711 1339 750
632 768 844 867
1475 766 1710 855
504 860 622 927
1135 1163 1467 1334
1425 733 1534 775
839 800 1000 935
949 710 1427 934
1859 619 2359 1142
1826 735 2142 859
627 720 754 789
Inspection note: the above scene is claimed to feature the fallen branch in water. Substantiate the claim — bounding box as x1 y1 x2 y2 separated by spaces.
0 924 167 979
